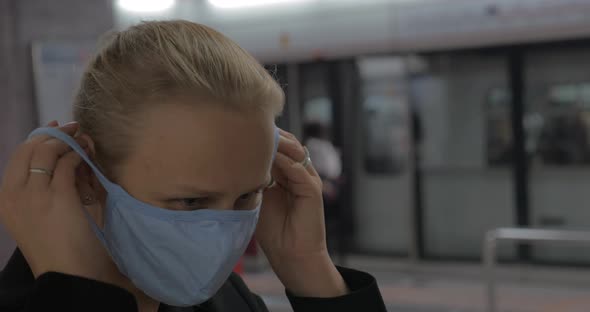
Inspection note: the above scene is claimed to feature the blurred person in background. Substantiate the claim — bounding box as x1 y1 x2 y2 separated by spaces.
303 122 344 257
0 21 386 312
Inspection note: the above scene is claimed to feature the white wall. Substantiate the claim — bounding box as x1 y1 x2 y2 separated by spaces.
0 0 114 267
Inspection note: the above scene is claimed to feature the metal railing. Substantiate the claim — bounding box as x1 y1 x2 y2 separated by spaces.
483 227 590 312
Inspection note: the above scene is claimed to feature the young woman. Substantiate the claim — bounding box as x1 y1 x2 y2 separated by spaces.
0 20 386 312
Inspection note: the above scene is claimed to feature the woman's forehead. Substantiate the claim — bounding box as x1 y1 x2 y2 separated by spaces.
119 104 275 193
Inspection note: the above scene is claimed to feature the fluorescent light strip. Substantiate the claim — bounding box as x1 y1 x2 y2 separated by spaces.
208 0 312 9
117 0 175 13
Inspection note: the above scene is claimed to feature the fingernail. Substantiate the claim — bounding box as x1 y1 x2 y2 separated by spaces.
63 121 79 127
46 120 58 127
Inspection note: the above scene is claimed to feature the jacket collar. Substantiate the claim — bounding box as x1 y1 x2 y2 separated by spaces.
0 249 35 309
0 249 206 312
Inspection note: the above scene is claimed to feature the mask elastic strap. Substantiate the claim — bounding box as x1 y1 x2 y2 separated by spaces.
272 127 279 161
28 127 110 245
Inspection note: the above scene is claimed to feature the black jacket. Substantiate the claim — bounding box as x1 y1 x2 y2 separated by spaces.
0 250 387 311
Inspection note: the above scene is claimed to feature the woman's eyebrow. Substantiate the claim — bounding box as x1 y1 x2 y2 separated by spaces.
171 184 224 197
172 176 272 196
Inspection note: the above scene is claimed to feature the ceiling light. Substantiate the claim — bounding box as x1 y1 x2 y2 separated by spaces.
117 0 175 13
208 0 311 9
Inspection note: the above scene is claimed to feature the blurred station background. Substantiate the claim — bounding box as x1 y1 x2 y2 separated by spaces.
3 0 590 311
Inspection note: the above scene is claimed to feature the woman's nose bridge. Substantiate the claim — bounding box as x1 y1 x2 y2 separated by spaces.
216 197 237 210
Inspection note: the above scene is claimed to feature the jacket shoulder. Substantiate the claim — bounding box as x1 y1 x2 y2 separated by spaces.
202 273 268 312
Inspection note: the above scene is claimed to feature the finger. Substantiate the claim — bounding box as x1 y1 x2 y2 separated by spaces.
269 162 287 190
277 136 319 178
26 121 79 145
58 121 80 134
28 137 88 190
302 151 320 178
1 122 61 188
278 135 306 163
51 150 83 191
24 122 82 185
273 152 321 197
1 145 34 189
46 120 58 127
279 128 298 141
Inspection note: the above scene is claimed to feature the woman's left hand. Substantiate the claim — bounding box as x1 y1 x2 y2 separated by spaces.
255 129 348 298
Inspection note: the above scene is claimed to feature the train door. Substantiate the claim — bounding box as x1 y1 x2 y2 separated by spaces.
353 56 414 255
283 57 413 256
410 52 517 260
296 60 360 259
525 43 590 264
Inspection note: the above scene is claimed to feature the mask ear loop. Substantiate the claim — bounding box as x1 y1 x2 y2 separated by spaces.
28 127 112 246
273 127 280 158
266 177 277 189
28 127 114 188
267 127 280 190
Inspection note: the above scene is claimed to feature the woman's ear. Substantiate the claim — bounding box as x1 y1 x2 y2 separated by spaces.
76 133 96 157
74 134 103 206
77 163 95 205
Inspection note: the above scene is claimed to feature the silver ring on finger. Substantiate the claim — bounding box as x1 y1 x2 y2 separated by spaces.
29 168 54 177
300 146 312 168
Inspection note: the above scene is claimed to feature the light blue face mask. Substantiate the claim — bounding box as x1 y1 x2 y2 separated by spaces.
29 126 279 307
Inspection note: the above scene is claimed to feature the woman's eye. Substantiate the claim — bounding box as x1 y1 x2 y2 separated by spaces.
236 190 263 208
172 198 208 210
238 193 255 201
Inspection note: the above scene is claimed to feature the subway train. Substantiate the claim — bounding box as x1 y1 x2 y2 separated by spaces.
35 0 590 265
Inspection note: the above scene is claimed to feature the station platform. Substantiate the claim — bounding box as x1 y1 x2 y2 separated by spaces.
242 256 590 312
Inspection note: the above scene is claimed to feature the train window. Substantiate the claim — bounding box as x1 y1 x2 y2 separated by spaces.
549 84 578 106
581 83 590 106
303 96 333 125
362 80 410 174
300 63 336 150
486 87 513 166
535 82 590 165
547 82 590 108
486 83 590 166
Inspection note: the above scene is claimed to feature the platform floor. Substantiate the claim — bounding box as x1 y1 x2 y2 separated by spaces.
242 256 590 312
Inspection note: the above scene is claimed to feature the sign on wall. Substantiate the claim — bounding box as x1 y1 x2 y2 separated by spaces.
31 41 95 125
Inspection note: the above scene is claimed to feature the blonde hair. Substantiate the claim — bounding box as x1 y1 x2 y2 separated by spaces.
73 20 284 176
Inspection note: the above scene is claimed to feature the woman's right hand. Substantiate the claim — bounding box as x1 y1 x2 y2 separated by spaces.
0 121 121 285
